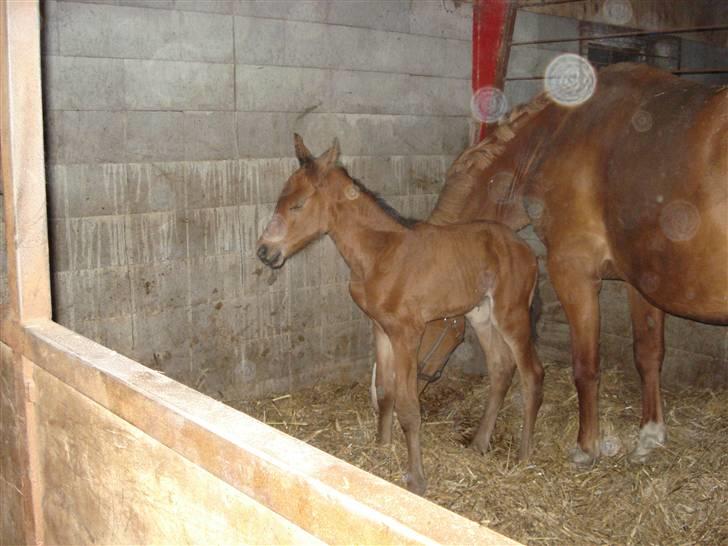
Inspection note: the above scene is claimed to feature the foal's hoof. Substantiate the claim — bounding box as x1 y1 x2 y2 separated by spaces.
629 422 666 463
469 438 491 456
569 446 598 466
404 473 427 496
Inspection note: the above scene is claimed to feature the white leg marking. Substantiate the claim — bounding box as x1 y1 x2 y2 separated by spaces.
631 421 666 462
465 297 492 327
370 361 379 414
570 445 598 465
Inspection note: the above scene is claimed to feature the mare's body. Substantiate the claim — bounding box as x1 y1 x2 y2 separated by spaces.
427 63 728 462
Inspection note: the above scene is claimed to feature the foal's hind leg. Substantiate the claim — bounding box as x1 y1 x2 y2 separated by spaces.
466 300 517 455
627 286 666 462
373 323 395 445
494 303 544 461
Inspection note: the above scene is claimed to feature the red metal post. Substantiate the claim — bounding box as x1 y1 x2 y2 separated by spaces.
472 0 516 141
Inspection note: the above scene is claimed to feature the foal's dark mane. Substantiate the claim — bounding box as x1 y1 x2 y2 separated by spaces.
346 170 419 229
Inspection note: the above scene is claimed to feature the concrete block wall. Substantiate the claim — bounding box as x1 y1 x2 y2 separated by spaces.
41 0 473 399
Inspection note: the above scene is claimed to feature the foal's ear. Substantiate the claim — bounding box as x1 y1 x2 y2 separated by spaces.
318 138 340 169
293 133 314 166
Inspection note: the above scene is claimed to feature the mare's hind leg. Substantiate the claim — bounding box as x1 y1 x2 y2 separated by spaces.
466 300 516 455
627 285 666 462
492 300 544 461
373 323 395 445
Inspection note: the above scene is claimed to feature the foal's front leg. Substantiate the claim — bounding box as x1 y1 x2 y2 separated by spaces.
391 328 427 495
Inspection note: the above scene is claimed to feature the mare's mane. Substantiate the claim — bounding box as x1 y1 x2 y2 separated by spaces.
430 93 552 224
449 92 552 177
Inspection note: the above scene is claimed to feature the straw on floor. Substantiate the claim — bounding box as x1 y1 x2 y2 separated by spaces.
230 362 728 545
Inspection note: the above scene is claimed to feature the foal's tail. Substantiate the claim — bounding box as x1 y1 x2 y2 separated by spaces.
529 279 542 343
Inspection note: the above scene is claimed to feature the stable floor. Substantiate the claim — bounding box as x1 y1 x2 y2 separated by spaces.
231 362 728 545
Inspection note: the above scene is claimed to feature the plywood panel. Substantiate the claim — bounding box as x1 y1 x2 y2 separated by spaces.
0 341 25 545
15 320 516 545
32 363 323 546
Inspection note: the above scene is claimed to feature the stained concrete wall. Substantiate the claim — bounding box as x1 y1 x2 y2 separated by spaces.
41 0 472 399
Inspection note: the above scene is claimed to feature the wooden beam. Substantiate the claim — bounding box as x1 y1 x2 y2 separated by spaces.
472 0 517 141
0 0 51 324
4 319 521 545
1 2 50 543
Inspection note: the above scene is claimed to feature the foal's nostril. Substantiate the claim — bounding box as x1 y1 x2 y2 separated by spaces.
257 245 268 260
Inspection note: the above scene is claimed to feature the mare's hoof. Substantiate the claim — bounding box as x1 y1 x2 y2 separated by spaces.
404 473 427 496
569 446 598 466
629 422 666 463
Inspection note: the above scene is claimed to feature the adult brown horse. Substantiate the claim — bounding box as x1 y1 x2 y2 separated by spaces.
426 63 728 464
257 134 543 494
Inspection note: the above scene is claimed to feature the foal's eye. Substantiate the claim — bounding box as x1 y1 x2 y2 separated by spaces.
289 201 305 211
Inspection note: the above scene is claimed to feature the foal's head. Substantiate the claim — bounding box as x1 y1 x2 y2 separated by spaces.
256 134 341 269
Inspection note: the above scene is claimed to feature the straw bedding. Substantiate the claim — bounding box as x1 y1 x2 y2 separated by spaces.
230 362 728 545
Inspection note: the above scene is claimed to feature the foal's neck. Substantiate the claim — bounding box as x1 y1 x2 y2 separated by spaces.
326 181 410 280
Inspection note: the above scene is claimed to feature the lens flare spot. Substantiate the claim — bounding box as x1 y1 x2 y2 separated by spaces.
488 171 516 204
544 54 597 107
471 86 509 123
601 435 623 457
524 197 545 219
262 213 287 242
640 272 660 294
602 0 633 25
659 200 700 242
631 109 653 132
345 184 361 200
478 271 496 293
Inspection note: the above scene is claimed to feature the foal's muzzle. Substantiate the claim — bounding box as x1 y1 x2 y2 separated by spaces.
256 243 285 269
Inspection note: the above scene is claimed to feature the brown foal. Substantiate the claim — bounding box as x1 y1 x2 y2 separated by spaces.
257 134 543 495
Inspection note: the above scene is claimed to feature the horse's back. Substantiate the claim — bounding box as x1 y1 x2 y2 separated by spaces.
539 64 728 322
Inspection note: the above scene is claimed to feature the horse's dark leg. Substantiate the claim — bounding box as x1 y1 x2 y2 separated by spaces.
391 328 427 495
465 302 516 455
627 285 666 462
373 323 395 445
548 256 602 464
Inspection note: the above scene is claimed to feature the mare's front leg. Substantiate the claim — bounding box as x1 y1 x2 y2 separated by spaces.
548 254 602 464
373 323 395 445
627 286 666 462
390 326 427 495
